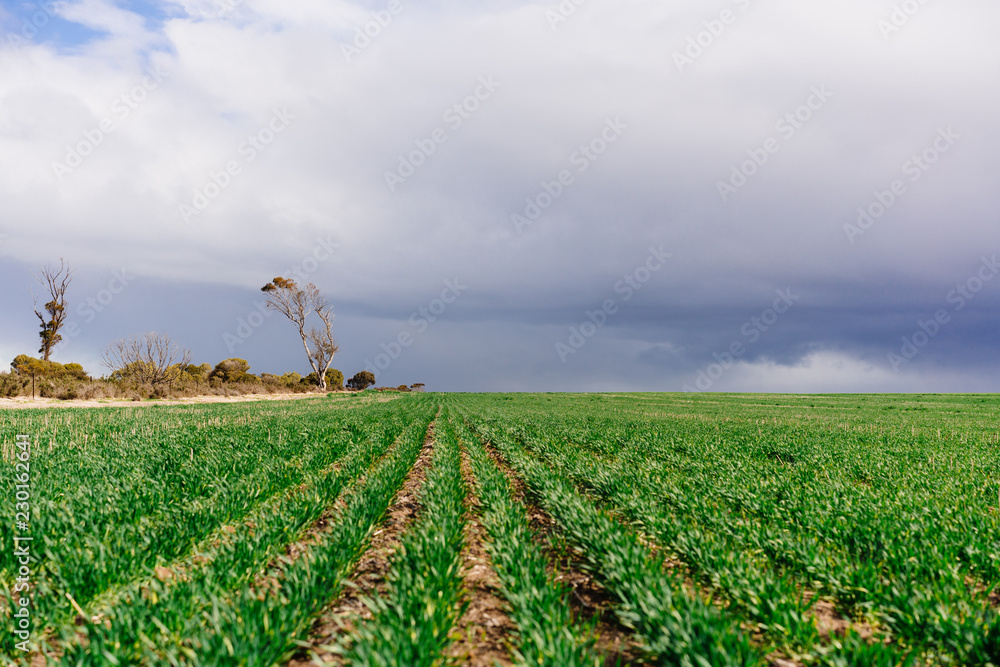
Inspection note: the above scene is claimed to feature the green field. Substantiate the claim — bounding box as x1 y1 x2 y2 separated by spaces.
3 393 1000 665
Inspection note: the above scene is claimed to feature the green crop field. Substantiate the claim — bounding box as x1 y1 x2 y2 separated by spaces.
3 393 1000 666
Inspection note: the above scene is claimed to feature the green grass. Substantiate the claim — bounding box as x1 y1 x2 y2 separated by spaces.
454 415 603 666
339 411 467 666
2 393 1000 665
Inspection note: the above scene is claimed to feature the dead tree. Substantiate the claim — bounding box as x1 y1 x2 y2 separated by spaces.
34 259 72 360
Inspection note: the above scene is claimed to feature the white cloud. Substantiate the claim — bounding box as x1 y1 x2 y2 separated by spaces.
2 0 999 389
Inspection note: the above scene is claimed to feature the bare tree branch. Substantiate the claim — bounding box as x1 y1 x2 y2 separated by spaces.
101 332 191 387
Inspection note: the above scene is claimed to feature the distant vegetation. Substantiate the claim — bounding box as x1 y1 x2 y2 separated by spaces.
0 353 336 400
2 261 424 400
0 353 425 401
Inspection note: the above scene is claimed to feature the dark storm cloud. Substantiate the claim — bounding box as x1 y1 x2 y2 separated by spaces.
1 0 998 391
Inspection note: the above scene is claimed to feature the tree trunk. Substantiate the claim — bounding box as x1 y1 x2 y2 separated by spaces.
320 357 335 392
297 325 322 390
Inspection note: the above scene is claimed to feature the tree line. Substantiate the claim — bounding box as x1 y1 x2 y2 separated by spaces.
4 260 420 400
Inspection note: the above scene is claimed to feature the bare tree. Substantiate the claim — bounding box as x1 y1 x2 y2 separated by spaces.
261 277 339 390
34 259 73 361
101 332 191 387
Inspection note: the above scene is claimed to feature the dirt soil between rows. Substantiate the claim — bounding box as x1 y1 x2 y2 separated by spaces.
447 451 517 665
479 439 649 665
285 420 437 666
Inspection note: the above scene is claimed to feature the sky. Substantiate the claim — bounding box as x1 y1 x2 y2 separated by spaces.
0 0 998 392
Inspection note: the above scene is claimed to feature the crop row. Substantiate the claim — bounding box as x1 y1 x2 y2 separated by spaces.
2 399 385 635
6 392 1000 666
453 393 1000 665
167 403 435 665
451 414 603 666
61 415 422 664
340 412 467 665
3 396 436 662
459 409 759 666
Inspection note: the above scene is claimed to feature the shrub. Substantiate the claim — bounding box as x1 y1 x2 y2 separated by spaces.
346 371 376 391
62 363 89 381
0 373 27 398
111 361 158 383
210 358 253 383
184 363 212 384
59 384 80 400
10 354 40 376
11 355 90 381
327 368 344 390
77 382 112 400
301 368 344 389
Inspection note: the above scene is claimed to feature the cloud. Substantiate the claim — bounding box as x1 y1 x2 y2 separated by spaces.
1 0 998 390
